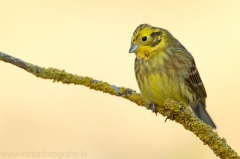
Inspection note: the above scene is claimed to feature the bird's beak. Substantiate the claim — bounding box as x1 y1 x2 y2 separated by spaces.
129 44 139 53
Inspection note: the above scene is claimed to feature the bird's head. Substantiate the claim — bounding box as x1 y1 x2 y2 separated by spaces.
129 24 170 59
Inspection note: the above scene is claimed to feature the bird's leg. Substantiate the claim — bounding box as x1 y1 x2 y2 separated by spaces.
164 110 175 122
146 103 157 116
146 103 152 110
164 112 171 122
153 103 157 116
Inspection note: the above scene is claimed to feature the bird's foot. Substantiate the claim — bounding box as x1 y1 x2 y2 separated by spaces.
164 110 175 122
146 103 157 116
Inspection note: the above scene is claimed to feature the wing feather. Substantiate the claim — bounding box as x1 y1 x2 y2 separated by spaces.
187 58 207 102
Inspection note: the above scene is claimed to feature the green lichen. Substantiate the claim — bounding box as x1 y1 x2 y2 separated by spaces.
164 99 239 159
0 51 239 159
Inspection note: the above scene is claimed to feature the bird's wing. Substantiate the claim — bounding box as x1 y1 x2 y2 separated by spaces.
187 57 207 102
171 41 207 102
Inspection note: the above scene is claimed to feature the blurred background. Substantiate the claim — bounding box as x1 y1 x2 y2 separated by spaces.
1 0 240 158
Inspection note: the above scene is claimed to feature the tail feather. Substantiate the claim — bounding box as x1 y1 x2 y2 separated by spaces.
191 100 216 129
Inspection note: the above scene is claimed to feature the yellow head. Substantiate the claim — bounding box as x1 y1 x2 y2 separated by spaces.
129 24 175 60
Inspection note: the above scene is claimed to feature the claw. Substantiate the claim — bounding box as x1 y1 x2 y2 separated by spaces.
146 103 152 110
164 112 170 122
164 111 174 122
151 103 157 116
146 103 158 116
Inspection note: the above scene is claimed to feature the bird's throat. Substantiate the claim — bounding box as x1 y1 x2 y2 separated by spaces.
136 50 155 60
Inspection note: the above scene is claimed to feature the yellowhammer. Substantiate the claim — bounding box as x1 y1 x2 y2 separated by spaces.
129 24 216 129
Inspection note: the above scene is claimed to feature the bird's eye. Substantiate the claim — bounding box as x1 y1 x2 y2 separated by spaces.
142 36 147 41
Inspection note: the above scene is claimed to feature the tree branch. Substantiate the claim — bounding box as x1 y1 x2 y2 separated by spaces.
0 51 238 159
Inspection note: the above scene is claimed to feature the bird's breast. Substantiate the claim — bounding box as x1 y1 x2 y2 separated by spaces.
135 58 193 107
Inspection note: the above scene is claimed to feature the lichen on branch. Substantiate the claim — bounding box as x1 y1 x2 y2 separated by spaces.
0 51 239 159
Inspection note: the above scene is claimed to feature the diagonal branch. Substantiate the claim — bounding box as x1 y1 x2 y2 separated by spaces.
0 51 239 159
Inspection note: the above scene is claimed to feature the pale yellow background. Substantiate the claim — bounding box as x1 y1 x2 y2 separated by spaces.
1 0 240 159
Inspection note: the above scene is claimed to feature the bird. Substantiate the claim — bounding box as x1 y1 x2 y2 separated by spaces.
129 24 216 129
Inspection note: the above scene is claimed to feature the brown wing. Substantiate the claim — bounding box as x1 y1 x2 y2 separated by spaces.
171 40 207 102
187 57 207 101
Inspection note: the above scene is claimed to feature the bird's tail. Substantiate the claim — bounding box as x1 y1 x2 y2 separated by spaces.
191 100 216 129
